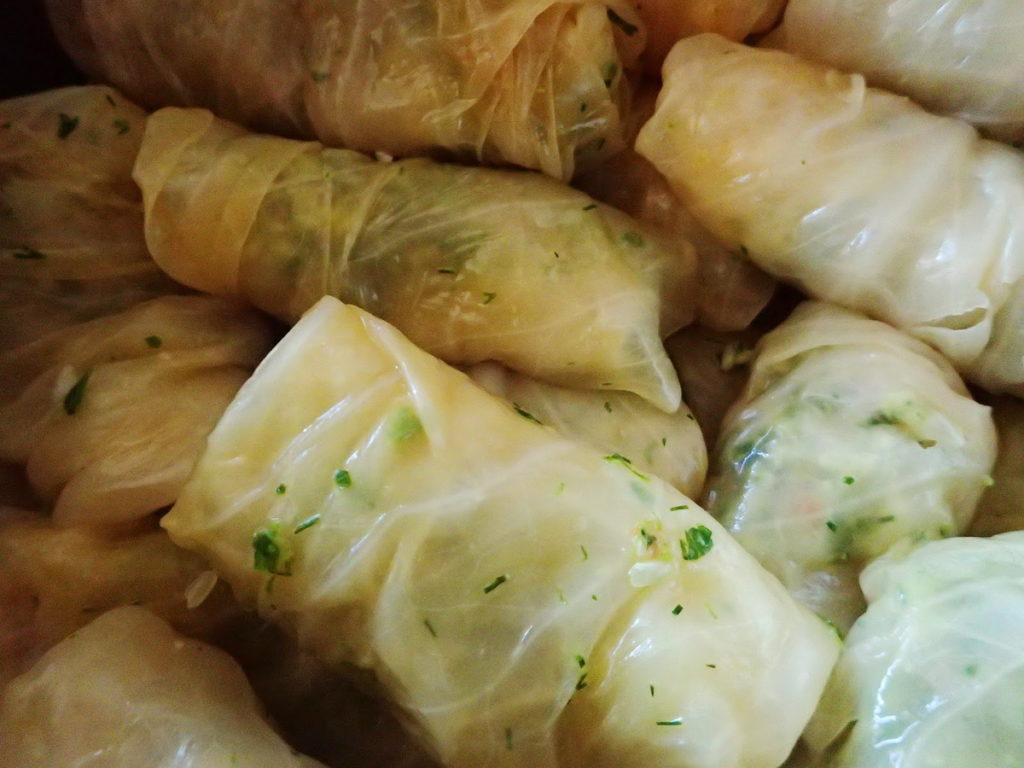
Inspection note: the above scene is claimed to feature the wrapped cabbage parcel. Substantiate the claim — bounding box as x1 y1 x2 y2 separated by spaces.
637 35 1024 396
0 85 177 348
632 0 785 74
805 533 1024 768
46 0 645 180
467 362 706 497
0 509 239 686
768 0 1024 143
163 297 839 768
0 295 274 526
705 303 996 631
135 107 695 411
0 606 323 768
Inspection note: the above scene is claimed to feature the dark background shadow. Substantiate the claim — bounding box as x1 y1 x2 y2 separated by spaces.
1 0 83 99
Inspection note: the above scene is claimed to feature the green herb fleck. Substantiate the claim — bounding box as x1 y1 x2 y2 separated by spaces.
965 664 979 676
1 122 11 129
334 469 352 488
640 528 656 549
575 654 586 668
482 291 496 305
424 618 437 637
866 410 901 426
437 267 457 275
706 664 717 669
649 684 655 697
670 505 689 511
622 231 644 247
557 588 567 604
606 8 639 35
575 672 589 691
672 604 683 615
680 525 714 561
878 515 895 523
389 406 423 442
275 483 287 495
843 476 855 485
252 525 292 576
145 335 162 348
918 439 936 449
13 246 45 260
604 453 649 481
57 113 79 139
602 61 618 88
826 521 838 532
311 70 330 82
579 102 587 113
113 118 130 135
591 594 598 601
604 401 613 413
294 515 321 534
513 403 543 425
582 203 598 211
656 719 683 726
104 94 116 107
661 437 667 446
580 545 589 561
483 574 508 594
62 369 92 415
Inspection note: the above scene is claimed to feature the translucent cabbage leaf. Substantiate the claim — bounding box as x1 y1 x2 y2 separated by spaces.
467 361 706 497
768 0 1024 143
0 606 324 768
134 107 696 411
0 86 179 347
632 0 785 74
704 302 996 631
969 397 1024 536
0 508 240 687
637 35 1024 396
162 296 839 768
575 85 775 332
46 0 646 180
0 295 275 525
805 533 1024 768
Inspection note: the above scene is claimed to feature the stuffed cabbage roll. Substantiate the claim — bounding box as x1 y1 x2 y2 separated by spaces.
135 107 695 411
0 606 324 768
467 361 706 496
163 296 839 768
969 398 1024 536
0 508 240 686
576 85 775 332
637 35 1024 396
0 295 274 525
704 303 996 631
768 0 1024 143
804 533 1024 768
632 0 785 74
0 86 178 348
46 0 645 180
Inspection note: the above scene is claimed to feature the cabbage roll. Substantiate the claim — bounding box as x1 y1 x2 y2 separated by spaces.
705 302 996 631
46 0 645 180
632 0 785 74
768 0 1024 143
969 398 1024 536
467 361 706 496
163 296 839 768
637 35 1024 396
576 85 775 332
0 606 324 768
0 509 240 686
0 295 275 525
804 533 1024 768
0 86 178 347
135 107 696 411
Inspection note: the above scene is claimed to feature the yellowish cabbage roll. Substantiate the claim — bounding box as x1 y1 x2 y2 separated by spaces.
0 606 324 768
632 0 785 74
637 35 1024 396
0 86 178 348
768 0 1024 143
705 303 996 631
0 295 274 525
467 361 706 496
163 296 838 768
135 107 695 411
0 509 240 686
46 0 645 179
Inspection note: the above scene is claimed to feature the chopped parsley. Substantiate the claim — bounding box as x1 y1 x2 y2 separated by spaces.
604 453 649 481
294 514 321 534
483 574 508 594
580 545 589 561
388 406 423 442
604 401 613 413
144 335 163 348
251 524 292 575
661 437 667 446
582 203 598 211
575 654 587 668
57 112 79 139
918 438 937 449
575 672 589 691
843 476 855 485
606 8 639 35
622 231 644 247
639 528 657 549
672 604 683 615
513 403 542 425
656 719 683 726
482 291 496 305
62 369 92 415
680 525 714 561
670 505 689 511
104 94 116 107
965 664 979 677
649 684 655 696
275 483 287 495
866 410 901 426
826 520 838 532
334 469 352 488
437 267 457 275
13 246 45 259
423 618 437 638
113 118 130 135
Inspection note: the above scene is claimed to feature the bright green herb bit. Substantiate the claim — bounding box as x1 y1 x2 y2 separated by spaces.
334 469 352 488
483 574 508 594
57 112 79 139
680 525 714 561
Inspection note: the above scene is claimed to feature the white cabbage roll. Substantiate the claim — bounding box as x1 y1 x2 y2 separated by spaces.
768 0 1024 143
163 296 838 768
804 533 1024 768
467 361 706 496
705 303 996 631
0 508 240 687
134 107 696 411
0 295 274 525
630 0 784 74
969 398 1024 536
637 35 1024 396
0 86 178 348
46 0 645 180
576 85 775 332
665 325 761 447
0 606 324 768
